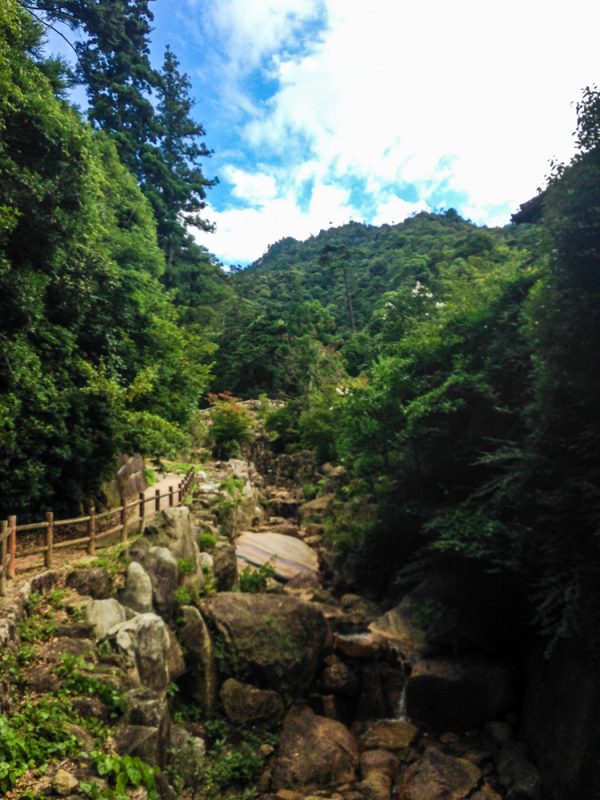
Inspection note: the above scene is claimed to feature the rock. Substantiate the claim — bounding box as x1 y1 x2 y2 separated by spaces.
198 551 214 574
107 613 170 691
212 541 238 591
24 664 60 693
220 678 284 726
85 598 127 640
119 561 154 613
71 695 109 722
52 768 79 796
298 494 335 523
271 705 360 790
320 656 359 697
361 749 399 778
179 605 217 714
167 628 186 682
65 721 96 752
358 771 392 800
141 547 178 621
200 593 329 696
356 663 390 721
333 632 388 660
117 688 171 766
67 567 113 599
236 531 320 582
340 594 382 626
362 720 419 751
169 725 206 788
470 786 503 800
115 723 166 767
397 748 481 800
406 657 514 732
144 506 201 568
495 743 542 800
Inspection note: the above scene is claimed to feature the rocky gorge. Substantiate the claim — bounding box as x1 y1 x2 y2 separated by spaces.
0 453 545 800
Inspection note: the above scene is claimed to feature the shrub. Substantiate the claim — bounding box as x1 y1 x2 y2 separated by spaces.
208 393 253 459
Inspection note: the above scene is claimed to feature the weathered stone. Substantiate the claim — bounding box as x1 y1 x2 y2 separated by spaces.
221 678 284 726
320 656 359 697
340 594 381 626
107 613 170 691
144 506 201 568
406 657 514 732
333 632 388 660
484 721 513 747
358 770 392 800
115 724 165 767
470 785 503 800
200 593 329 696
212 541 238 591
119 561 154 613
361 749 399 779
52 768 79 796
356 663 390 721
397 748 481 800
141 547 179 621
70 695 109 723
298 494 335 522
495 743 542 800
124 687 170 729
166 628 186 682
272 705 360 790
237 531 320 582
67 567 113 599
179 605 217 714
85 598 127 640
65 721 96 752
362 720 419 751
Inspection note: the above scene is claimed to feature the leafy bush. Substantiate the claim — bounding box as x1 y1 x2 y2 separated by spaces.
208 393 253 459
198 531 217 550
239 562 276 593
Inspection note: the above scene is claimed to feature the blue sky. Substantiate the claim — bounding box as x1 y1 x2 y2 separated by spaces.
46 0 600 266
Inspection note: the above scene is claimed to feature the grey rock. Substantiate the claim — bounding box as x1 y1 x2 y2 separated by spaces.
119 561 153 614
107 613 171 691
142 547 178 621
85 598 127 640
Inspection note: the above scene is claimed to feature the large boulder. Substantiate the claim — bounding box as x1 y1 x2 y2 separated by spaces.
362 720 419 751
212 541 238 591
119 561 153 614
67 568 113 599
495 743 541 800
397 748 482 800
115 688 171 767
220 678 284 726
271 705 360 790
406 657 515 732
106 613 170 691
236 531 320 583
200 593 329 696
140 547 178 621
178 605 217 715
85 598 126 640
143 506 201 569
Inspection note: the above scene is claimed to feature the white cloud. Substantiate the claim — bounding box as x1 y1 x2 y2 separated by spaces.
193 0 600 262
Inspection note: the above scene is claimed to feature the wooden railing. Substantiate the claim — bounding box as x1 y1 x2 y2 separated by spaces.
0 468 197 597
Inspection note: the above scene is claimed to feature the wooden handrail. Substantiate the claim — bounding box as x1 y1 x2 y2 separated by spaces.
0 468 197 582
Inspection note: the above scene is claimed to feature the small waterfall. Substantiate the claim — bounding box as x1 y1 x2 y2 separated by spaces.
395 678 408 720
390 644 412 721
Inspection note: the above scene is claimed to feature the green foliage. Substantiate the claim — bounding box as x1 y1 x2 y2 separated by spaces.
198 531 218 550
0 697 79 793
208 393 254 459
0 2 215 518
81 751 158 800
54 654 125 718
239 561 276 593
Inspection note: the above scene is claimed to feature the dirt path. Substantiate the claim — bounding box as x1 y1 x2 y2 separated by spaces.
3 472 186 597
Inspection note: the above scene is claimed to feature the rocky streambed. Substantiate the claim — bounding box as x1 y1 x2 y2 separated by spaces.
0 457 542 799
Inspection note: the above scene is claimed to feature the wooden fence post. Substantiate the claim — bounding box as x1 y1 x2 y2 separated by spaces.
169 486 174 507
155 489 160 513
139 492 146 533
0 520 7 597
87 505 96 556
8 515 16 579
45 512 54 568
120 496 128 543
178 481 183 504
